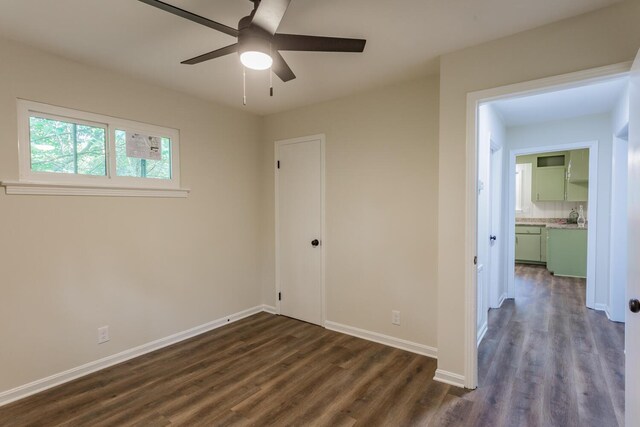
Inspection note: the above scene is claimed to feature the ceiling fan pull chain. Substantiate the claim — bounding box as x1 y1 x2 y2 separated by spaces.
270 44 274 97
243 66 247 106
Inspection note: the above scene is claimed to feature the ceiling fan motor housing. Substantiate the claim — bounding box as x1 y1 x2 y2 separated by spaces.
238 3 273 57
238 22 273 57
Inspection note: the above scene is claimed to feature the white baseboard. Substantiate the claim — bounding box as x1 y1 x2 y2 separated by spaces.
594 303 609 314
477 322 488 347
262 304 277 314
594 303 626 322
0 305 270 407
433 369 466 388
324 321 437 359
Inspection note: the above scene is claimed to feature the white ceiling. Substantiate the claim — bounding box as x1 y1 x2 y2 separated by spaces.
0 0 622 115
490 77 628 126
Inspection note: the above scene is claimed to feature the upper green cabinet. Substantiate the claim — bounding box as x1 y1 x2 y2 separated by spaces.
517 149 589 203
567 149 589 182
535 166 566 201
566 149 588 202
566 181 588 202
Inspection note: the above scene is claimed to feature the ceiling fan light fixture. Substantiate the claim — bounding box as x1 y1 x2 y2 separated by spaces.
240 50 273 70
138 0 367 82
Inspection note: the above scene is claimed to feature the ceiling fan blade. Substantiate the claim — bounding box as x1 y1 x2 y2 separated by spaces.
251 0 291 35
272 51 296 82
137 0 238 37
181 44 238 65
274 34 366 52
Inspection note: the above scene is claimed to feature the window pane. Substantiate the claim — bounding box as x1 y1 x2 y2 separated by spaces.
29 116 106 176
115 130 171 179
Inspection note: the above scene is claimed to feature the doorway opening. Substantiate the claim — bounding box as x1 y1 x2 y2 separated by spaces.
465 62 631 425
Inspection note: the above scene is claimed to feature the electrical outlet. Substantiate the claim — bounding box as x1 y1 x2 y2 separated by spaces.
391 310 401 326
98 326 110 344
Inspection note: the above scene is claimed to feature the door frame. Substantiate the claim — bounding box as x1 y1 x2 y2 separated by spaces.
488 140 504 310
609 133 629 322
463 61 631 389
506 140 599 306
274 134 326 326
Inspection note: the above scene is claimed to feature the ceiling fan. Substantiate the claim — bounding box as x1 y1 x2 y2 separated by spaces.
137 0 367 83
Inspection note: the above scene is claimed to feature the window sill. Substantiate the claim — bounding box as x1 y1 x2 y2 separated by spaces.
1 181 190 198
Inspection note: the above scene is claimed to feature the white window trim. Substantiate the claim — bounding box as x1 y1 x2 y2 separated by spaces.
1 99 189 197
515 163 532 215
515 168 523 213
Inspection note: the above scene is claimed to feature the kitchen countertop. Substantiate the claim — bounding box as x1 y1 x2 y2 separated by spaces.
516 218 587 230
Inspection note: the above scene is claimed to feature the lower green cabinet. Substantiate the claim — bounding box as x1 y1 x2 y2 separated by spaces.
515 228 542 262
546 228 587 277
516 234 541 262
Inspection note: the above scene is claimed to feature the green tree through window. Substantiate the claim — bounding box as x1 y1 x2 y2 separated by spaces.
22 100 179 189
30 116 106 175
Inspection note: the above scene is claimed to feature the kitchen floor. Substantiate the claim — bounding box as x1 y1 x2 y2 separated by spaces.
475 263 625 426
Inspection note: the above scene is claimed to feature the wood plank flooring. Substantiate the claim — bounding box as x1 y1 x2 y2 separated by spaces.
0 264 624 426
469 264 624 427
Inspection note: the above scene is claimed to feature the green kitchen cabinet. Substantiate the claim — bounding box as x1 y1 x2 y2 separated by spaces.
566 149 589 202
535 166 566 202
566 181 588 202
515 226 542 262
516 149 588 204
546 228 587 278
540 228 548 262
567 149 589 182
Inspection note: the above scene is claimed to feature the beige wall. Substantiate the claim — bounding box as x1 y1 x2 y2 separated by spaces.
0 37 263 392
260 76 440 348
3 0 640 397
437 0 640 378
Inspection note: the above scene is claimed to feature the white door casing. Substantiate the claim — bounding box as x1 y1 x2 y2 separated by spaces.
275 135 325 326
465 62 631 389
625 49 640 427
476 128 491 344
476 264 487 346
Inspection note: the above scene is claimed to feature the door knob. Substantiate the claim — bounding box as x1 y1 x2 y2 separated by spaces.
311 239 320 247
490 235 497 241
630 299 640 313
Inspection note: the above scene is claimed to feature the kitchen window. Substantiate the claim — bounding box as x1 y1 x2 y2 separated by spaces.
4 100 187 197
515 163 532 214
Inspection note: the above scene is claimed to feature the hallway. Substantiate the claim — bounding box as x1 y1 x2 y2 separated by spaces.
474 264 625 426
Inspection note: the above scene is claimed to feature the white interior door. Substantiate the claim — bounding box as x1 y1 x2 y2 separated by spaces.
626 50 640 426
276 136 323 326
489 146 502 308
477 133 490 343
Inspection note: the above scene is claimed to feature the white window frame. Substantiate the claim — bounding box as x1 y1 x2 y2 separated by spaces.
515 162 532 215
515 168 523 213
3 99 188 197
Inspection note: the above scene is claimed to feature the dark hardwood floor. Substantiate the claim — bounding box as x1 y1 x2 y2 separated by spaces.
472 264 624 427
0 264 624 426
